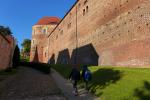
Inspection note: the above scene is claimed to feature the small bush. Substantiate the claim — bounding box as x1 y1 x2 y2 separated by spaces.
4 67 12 72
20 56 30 62
13 45 20 68
20 62 51 74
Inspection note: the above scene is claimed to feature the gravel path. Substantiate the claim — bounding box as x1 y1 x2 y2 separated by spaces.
0 67 65 100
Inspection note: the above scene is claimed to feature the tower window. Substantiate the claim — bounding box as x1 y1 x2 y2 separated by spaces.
42 29 46 34
45 52 47 57
33 29 36 35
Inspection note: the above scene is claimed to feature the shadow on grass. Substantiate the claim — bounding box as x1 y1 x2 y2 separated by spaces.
89 68 123 96
52 64 72 78
134 81 150 100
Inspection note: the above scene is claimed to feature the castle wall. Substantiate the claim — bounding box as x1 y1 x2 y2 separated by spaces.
0 33 13 70
47 0 150 67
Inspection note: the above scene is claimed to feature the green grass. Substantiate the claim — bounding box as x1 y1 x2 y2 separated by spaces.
0 68 17 75
52 64 72 78
52 65 150 100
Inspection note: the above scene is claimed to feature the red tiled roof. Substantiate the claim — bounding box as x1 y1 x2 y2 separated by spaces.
35 17 61 25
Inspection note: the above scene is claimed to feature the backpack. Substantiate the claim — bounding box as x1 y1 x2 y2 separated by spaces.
84 70 92 81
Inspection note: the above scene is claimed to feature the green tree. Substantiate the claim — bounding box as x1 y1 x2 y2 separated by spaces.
13 45 20 68
0 25 13 35
21 39 31 53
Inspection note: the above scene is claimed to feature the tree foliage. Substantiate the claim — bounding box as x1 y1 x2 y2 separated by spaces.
13 45 20 68
0 25 13 35
21 39 31 53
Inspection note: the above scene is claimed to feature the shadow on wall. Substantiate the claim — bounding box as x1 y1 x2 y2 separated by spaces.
33 47 39 62
89 68 123 96
56 49 71 65
48 54 55 64
49 43 99 66
134 81 150 100
71 43 99 65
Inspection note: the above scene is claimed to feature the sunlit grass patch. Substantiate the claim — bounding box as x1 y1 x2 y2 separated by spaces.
52 65 150 100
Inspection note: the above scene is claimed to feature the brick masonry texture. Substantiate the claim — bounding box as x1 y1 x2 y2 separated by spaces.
0 34 14 70
30 0 150 67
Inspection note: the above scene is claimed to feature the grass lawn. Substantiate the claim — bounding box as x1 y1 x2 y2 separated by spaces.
52 65 150 100
0 68 17 75
52 64 72 78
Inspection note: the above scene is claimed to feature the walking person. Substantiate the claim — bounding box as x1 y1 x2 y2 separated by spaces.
69 65 80 96
81 65 92 91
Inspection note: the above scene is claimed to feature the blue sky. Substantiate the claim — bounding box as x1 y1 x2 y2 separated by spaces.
0 0 76 48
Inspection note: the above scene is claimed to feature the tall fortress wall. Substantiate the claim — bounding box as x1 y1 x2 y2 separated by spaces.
31 0 150 67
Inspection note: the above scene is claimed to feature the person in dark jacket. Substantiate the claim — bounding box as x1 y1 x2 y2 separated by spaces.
81 65 89 90
69 66 80 96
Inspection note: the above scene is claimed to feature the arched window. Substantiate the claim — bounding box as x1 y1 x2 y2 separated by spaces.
32 40 34 44
70 13 72 18
78 3 81 9
83 9 85 16
84 0 88 5
86 6 89 13
33 29 36 35
67 23 71 29
42 29 47 34
45 52 47 57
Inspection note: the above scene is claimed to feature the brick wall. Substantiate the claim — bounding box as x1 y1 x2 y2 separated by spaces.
0 33 13 70
46 0 150 67
31 0 150 67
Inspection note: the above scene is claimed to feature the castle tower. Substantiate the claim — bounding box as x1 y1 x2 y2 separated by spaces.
30 17 60 63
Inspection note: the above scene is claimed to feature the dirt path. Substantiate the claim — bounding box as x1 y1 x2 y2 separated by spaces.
51 69 98 100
